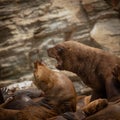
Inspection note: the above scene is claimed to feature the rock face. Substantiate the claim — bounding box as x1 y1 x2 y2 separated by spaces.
0 0 120 93
82 0 120 54
90 19 120 54
104 0 120 13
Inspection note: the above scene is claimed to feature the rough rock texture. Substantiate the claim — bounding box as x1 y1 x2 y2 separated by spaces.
90 19 120 54
0 0 120 94
81 0 120 54
104 0 120 13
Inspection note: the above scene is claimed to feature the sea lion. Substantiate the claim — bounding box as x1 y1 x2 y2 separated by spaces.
33 61 77 114
47 41 120 101
16 105 57 120
0 105 57 120
1 88 44 110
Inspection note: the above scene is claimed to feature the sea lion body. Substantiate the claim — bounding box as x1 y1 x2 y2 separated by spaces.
47 41 120 101
33 61 77 113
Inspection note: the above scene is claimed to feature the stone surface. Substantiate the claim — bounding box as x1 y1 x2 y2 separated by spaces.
81 0 120 55
104 0 120 13
90 19 120 54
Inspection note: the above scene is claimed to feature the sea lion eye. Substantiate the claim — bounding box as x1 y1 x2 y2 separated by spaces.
57 47 64 54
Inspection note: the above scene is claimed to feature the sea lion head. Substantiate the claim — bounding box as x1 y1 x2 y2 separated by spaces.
33 61 53 92
47 41 81 72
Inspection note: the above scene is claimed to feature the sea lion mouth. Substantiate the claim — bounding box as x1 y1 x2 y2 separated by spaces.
49 55 63 70
56 56 63 70
47 48 63 70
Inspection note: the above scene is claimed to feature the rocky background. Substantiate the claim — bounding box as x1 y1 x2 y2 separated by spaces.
0 0 120 94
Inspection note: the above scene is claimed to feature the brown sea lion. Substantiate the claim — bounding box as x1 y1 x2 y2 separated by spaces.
1 88 44 110
16 106 57 120
4 94 37 110
47 41 120 101
33 61 77 114
0 108 18 120
0 105 57 120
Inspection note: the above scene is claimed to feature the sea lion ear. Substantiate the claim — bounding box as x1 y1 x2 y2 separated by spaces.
34 61 42 68
34 60 43 68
